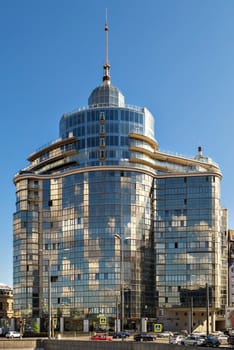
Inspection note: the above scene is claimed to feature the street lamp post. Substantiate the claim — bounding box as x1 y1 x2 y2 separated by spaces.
43 248 70 339
190 296 193 334
48 258 51 339
206 283 209 336
115 294 119 332
114 234 124 333
40 249 52 339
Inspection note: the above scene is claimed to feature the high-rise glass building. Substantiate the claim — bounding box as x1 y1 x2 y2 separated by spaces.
13 23 228 333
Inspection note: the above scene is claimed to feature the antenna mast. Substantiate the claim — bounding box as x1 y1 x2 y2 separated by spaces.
103 9 111 85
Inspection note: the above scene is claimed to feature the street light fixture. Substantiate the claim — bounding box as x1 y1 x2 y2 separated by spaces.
206 283 209 336
43 248 70 339
114 234 130 333
48 258 51 339
114 234 124 332
190 296 193 334
40 249 52 339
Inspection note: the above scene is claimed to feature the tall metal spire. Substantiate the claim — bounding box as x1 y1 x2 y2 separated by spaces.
103 10 111 85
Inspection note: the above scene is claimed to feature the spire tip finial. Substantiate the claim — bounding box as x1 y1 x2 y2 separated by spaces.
103 9 111 85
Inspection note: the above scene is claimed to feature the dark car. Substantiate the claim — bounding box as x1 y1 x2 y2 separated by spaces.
134 333 155 341
201 335 220 347
113 331 130 339
228 335 234 346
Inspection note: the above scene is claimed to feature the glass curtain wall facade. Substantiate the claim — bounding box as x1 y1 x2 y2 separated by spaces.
14 169 155 322
13 78 157 332
154 175 228 331
13 25 228 333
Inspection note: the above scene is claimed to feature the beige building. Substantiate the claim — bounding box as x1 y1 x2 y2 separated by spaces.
0 284 13 319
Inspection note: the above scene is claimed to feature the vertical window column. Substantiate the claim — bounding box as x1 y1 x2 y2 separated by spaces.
99 112 106 161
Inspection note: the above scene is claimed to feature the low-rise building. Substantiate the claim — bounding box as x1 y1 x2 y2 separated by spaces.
0 284 13 318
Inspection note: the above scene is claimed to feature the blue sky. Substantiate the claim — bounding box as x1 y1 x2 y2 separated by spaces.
1 0 234 286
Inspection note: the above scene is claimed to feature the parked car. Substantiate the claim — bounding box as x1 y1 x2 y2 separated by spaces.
134 333 155 341
228 335 234 346
181 335 201 346
112 331 130 339
217 333 229 344
169 334 185 345
0 328 9 337
158 331 173 337
91 333 112 341
200 335 220 347
5 331 21 339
